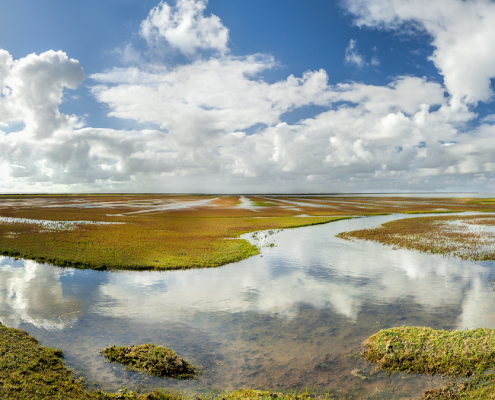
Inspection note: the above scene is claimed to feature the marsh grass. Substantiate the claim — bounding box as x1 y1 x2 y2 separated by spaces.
0 322 180 399
250 202 276 207
100 344 197 379
363 326 495 399
0 213 348 271
363 326 495 377
338 214 495 261
402 210 464 214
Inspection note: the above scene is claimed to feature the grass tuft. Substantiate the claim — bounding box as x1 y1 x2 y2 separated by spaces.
363 326 495 377
100 344 197 379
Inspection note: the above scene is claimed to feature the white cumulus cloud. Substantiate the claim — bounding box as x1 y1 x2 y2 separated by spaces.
91 56 332 135
343 0 495 105
0 50 85 138
140 0 229 56
2 0 495 192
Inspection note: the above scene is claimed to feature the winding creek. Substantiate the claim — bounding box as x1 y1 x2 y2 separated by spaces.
2 213 495 398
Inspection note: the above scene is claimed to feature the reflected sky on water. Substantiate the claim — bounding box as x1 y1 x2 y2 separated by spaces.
1 214 495 398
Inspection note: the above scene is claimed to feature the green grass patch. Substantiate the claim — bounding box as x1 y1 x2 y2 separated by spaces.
0 214 348 271
0 322 179 399
100 344 197 379
363 326 495 376
364 326 495 399
251 202 276 207
466 198 495 204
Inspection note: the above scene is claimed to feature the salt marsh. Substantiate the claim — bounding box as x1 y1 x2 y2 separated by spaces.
2 213 495 398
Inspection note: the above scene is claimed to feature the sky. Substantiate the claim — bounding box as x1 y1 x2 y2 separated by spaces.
2 0 495 193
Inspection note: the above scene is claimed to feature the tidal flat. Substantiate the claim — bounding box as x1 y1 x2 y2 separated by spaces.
2 195 495 399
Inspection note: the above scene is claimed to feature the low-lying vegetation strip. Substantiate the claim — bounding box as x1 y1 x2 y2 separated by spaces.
402 210 464 214
100 344 197 379
0 211 348 271
0 194 493 271
338 214 495 261
364 326 495 399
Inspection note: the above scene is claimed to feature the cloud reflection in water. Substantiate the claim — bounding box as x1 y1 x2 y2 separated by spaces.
0 258 82 330
94 215 495 327
1 215 494 331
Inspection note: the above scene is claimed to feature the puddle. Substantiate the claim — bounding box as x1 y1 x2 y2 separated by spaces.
0 216 124 230
236 196 260 211
1 214 495 398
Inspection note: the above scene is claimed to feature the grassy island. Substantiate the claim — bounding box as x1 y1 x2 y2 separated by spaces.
100 344 197 379
364 326 495 399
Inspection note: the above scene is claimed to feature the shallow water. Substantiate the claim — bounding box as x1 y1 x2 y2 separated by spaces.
2 214 495 398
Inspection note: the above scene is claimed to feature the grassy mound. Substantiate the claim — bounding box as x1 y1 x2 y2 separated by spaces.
364 326 495 399
0 322 180 399
100 344 197 379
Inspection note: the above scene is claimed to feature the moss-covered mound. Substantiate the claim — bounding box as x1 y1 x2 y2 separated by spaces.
363 326 495 399
364 326 495 376
100 344 197 379
0 322 180 399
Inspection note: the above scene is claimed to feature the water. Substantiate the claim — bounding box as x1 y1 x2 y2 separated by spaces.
2 214 495 398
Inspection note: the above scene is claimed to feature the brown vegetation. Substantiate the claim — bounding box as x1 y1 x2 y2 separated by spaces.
338 214 495 261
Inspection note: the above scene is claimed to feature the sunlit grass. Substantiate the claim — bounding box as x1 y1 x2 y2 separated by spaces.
363 326 495 399
100 344 197 379
0 215 347 270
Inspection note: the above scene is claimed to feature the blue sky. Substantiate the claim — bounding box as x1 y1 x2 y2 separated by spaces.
0 0 442 128
1 0 495 193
